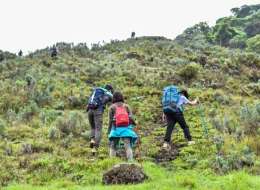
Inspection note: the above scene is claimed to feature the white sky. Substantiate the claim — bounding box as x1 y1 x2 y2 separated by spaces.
0 0 259 53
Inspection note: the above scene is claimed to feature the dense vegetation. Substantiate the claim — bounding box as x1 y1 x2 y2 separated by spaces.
0 4 260 190
176 4 260 52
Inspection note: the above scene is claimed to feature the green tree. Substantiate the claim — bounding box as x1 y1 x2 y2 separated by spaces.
214 22 238 46
246 35 260 53
231 7 240 16
229 32 247 49
245 22 260 37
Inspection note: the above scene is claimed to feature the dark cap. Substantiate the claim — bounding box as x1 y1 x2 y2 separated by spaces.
104 84 114 93
180 89 189 99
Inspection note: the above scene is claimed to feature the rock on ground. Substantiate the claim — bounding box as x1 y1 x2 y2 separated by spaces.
154 145 179 163
102 163 148 185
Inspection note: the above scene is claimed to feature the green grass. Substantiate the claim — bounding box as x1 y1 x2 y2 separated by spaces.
0 7 260 188
4 162 260 190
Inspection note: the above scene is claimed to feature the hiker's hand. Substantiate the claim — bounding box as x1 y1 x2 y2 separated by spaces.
189 98 199 105
131 118 137 125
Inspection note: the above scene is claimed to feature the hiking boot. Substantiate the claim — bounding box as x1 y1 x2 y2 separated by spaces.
188 141 195 145
162 142 170 149
91 147 97 156
90 139 95 148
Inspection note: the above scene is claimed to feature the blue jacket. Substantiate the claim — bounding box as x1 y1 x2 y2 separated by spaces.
108 125 138 146
87 87 113 112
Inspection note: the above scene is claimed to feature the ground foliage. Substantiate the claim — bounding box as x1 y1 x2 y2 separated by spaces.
0 4 260 189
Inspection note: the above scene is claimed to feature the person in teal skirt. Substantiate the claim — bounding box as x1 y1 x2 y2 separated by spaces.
107 91 138 161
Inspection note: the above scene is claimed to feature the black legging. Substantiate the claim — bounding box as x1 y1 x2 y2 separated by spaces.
164 112 192 142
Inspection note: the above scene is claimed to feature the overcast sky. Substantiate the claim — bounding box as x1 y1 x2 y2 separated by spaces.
0 0 259 53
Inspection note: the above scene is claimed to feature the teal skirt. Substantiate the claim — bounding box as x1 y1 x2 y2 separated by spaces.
108 125 138 146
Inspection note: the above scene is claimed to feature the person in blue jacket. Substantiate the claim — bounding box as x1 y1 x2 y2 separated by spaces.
163 89 198 149
107 91 138 161
87 84 113 155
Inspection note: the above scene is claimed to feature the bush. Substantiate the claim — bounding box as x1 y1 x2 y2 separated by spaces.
21 142 53 154
211 116 237 135
178 62 201 82
240 104 260 136
48 127 61 140
39 109 63 125
246 35 260 53
0 119 6 137
214 146 255 174
19 101 39 122
245 82 260 95
33 86 53 107
54 111 87 137
213 90 230 105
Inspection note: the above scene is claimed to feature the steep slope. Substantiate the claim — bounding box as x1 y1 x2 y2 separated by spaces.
0 5 260 189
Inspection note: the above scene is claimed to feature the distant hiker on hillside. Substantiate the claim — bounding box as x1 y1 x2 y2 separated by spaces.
87 84 114 155
107 91 138 161
18 50 23 57
162 86 198 149
131 32 136 38
50 46 58 58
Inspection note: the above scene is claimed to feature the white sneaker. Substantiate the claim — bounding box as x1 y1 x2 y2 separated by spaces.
90 139 95 148
188 141 195 145
91 148 97 156
162 142 170 149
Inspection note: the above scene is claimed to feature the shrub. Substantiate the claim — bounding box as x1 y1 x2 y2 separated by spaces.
21 142 53 154
245 82 260 95
213 90 230 105
48 127 61 140
0 119 6 137
33 86 53 107
246 35 260 53
171 58 189 65
39 109 63 125
213 136 224 152
240 104 260 136
211 116 237 135
214 146 255 174
178 62 201 82
19 101 39 122
21 143 33 154
54 111 87 137
68 96 83 108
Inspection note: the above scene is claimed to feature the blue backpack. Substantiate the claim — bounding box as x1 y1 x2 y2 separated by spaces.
88 87 108 109
162 86 181 113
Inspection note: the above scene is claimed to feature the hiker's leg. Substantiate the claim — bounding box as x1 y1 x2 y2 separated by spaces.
123 138 133 161
88 110 95 140
164 113 176 143
94 110 103 148
176 113 192 141
109 138 118 158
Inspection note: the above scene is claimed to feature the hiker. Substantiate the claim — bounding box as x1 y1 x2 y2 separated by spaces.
107 91 138 161
131 32 135 38
87 84 114 155
50 46 58 58
162 86 198 149
18 50 23 57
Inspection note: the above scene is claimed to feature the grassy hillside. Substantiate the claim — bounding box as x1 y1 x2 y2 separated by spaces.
0 4 260 190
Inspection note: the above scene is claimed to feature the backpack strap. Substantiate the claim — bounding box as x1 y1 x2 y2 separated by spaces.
99 87 113 98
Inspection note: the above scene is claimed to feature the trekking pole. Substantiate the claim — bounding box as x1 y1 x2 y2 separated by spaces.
134 125 143 166
198 102 209 138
